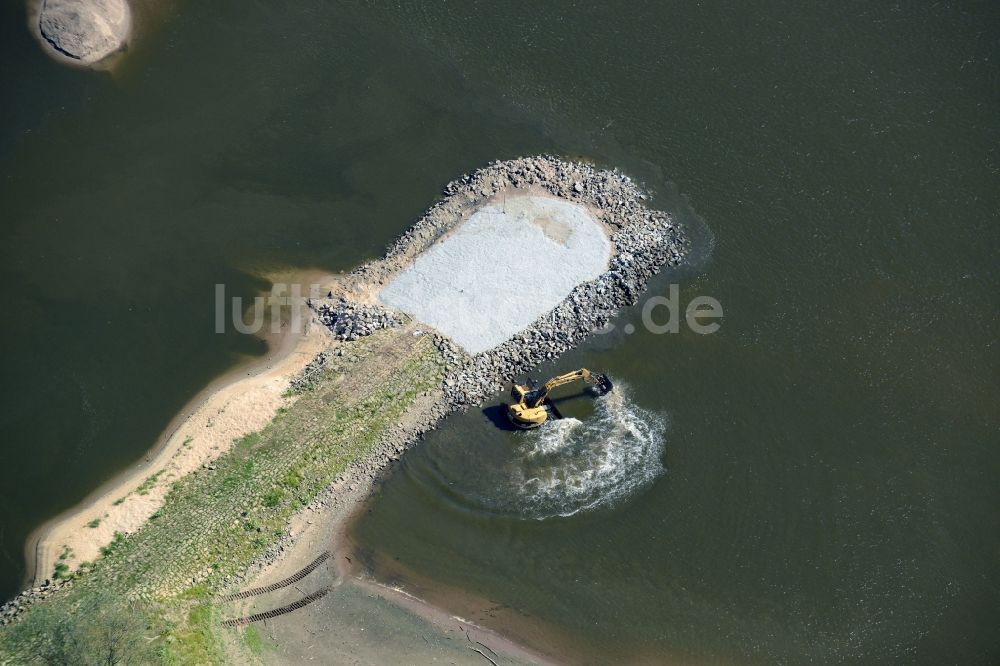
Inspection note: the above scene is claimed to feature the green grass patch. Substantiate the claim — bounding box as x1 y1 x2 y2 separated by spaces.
178 583 211 601
243 624 265 656
234 432 261 452
86 518 101 529
263 489 284 507
162 602 225 665
99 531 125 557
281 468 303 489
136 470 164 496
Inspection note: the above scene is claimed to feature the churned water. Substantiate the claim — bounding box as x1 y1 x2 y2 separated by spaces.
394 385 667 522
507 387 666 519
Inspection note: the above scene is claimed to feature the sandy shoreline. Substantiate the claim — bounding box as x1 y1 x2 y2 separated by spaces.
26 272 335 587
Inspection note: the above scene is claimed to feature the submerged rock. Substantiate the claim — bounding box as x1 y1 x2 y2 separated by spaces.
37 0 130 64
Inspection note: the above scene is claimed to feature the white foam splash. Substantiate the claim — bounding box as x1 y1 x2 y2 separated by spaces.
506 386 666 519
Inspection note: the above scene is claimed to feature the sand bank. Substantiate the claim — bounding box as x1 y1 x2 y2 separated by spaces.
28 288 331 586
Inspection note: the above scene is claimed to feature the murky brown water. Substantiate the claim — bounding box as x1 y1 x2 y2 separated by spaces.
2 2 998 663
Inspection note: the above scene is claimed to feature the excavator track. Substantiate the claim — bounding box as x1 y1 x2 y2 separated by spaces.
220 552 330 602
222 587 331 627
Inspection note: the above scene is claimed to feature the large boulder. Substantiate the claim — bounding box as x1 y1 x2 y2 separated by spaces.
37 0 130 64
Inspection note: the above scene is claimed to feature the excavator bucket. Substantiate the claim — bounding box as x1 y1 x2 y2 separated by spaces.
594 373 614 395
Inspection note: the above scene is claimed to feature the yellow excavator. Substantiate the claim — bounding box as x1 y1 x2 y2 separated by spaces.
507 369 613 429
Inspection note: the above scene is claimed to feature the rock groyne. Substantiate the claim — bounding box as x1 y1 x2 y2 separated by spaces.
320 154 687 409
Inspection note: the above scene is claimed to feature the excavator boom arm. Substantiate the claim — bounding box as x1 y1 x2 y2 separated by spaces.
530 369 596 406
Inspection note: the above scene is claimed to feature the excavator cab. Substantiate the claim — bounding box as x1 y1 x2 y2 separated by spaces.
510 378 544 409
507 369 613 429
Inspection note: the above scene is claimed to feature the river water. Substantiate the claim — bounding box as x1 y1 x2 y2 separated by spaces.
1 1 997 663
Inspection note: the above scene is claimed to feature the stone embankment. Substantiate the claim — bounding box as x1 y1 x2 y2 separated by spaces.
0 579 72 626
318 154 687 409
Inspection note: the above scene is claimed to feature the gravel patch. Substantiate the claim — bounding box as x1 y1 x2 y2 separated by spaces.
315 299 403 342
378 195 610 354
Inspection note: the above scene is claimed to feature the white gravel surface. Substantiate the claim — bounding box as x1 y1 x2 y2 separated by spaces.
378 195 611 354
